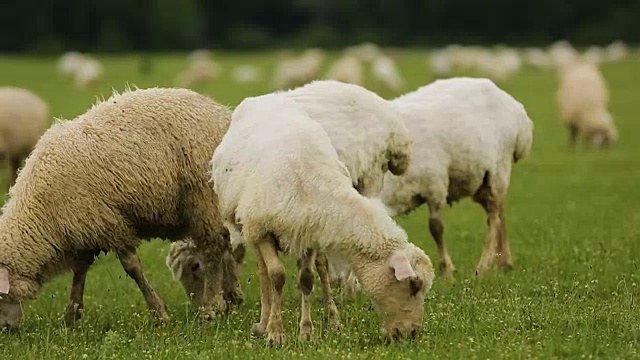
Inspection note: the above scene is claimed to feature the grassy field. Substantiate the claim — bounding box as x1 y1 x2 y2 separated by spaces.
0 52 639 359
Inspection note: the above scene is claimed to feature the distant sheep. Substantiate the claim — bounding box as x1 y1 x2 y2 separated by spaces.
0 88 240 330
213 93 434 343
381 78 534 279
325 55 364 85
0 87 49 187
176 57 221 89
74 57 103 90
57 51 86 77
557 62 618 147
272 48 325 89
371 56 404 92
231 65 263 84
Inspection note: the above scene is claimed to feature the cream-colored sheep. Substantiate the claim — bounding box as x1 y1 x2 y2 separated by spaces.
231 64 263 84
522 48 552 69
272 48 325 89
57 51 86 77
214 93 434 344
325 55 364 85
557 62 618 147
428 50 453 78
74 57 103 90
605 41 629 62
0 87 241 330
371 55 404 92
176 57 222 89
381 78 534 279
0 87 49 187
548 40 579 70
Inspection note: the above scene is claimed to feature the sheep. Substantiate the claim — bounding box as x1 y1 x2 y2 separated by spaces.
380 78 534 279
548 40 579 70
213 93 434 344
371 55 404 92
176 57 222 89
74 57 103 90
428 50 453 78
231 64 263 84
556 62 618 148
582 46 606 65
0 87 49 187
167 79 412 318
522 48 552 69
605 41 629 62
345 42 382 62
57 51 86 77
272 48 325 90
0 87 241 330
325 55 365 85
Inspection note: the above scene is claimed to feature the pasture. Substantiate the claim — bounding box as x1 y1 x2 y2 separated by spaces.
0 52 638 359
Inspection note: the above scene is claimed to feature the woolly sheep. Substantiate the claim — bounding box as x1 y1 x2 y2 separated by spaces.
371 55 404 92
556 62 618 147
74 57 103 90
345 42 382 62
548 41 579 70
231 64 263 84
57 51 86 77
176 57 221 89
522 48 552 69
167 79 412 312
605 41 629 62
272 48 325 90
213 93 434 343
0 87 241 330
380 78 534 279
582 46 606 65
325 55 364 85
0 87 49 187
428 50 453 78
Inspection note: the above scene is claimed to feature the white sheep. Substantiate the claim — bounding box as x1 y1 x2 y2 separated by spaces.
582 46 606 65
213 93 434 344
345 42 383 62
522 48 552 69
0 87 50 188
74 57 103 90
57 51 86 77
176 57 222 89
167 79 413 313
428 50 453 78
380 78 534 279
556 62 618 147
231 64 263 84
605 41 629 62
325 55 365 85
272 48 325 89
0 87 241 330
548 40 579 70
371 55 405 92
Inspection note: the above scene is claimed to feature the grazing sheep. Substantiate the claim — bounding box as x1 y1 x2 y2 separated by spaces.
522 48 552 69
548 41 579 70
557 62 618 147
213 93 434 344
325 55 364 85
428 50 453 78
605 41 629 62
167 79 412 318
0 87 241 330
345 42 383 62
381 78 534 279
272 48 325 90
176 57 222 89
74 57 103 90
0 87 49 187
231 65 263 84
371 56 404 92
582 46 606 65
57 51 86 77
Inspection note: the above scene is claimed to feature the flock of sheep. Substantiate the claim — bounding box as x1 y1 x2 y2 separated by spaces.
0 40 627 344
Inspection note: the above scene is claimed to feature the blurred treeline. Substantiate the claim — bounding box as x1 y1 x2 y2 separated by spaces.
2 0 639 53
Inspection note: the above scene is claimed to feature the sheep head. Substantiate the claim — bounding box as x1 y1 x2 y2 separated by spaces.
356 243 434 340
0 266 27 330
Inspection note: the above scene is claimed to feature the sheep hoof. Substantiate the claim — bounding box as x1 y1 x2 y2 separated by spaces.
267 331 287 346
63 303 84 325
251 322 267 336
153 311 171 325
298 321 313 341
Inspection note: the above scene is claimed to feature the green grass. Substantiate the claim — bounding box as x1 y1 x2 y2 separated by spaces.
1 52 639 359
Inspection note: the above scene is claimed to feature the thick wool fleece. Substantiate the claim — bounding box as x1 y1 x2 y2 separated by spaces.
0 87 49 162
382 77 534 215
0 87 231 302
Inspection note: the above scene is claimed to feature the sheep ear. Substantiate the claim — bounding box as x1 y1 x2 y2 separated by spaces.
0 267 9 294
389 251 416 281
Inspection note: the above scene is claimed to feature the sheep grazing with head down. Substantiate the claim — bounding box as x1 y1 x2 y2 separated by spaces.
325 55 365 85
380 78 534 279
0 87 241 330
272 48 325 90
556 62 618 148
166 79 413 328
0 87 49 187
213 93 434 344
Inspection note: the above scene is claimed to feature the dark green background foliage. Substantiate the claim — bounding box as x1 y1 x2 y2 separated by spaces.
2 0 640 52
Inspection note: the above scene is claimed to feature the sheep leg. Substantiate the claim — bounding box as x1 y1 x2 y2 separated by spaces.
497 204 514 271
315 253 340 330
428 204 455 279
297 249 316 340
63 261 92 325
116 250 170 323
221 250 244 309
474 189 501 275
257 238 287 345
568 124 579 148
251 247 271 336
